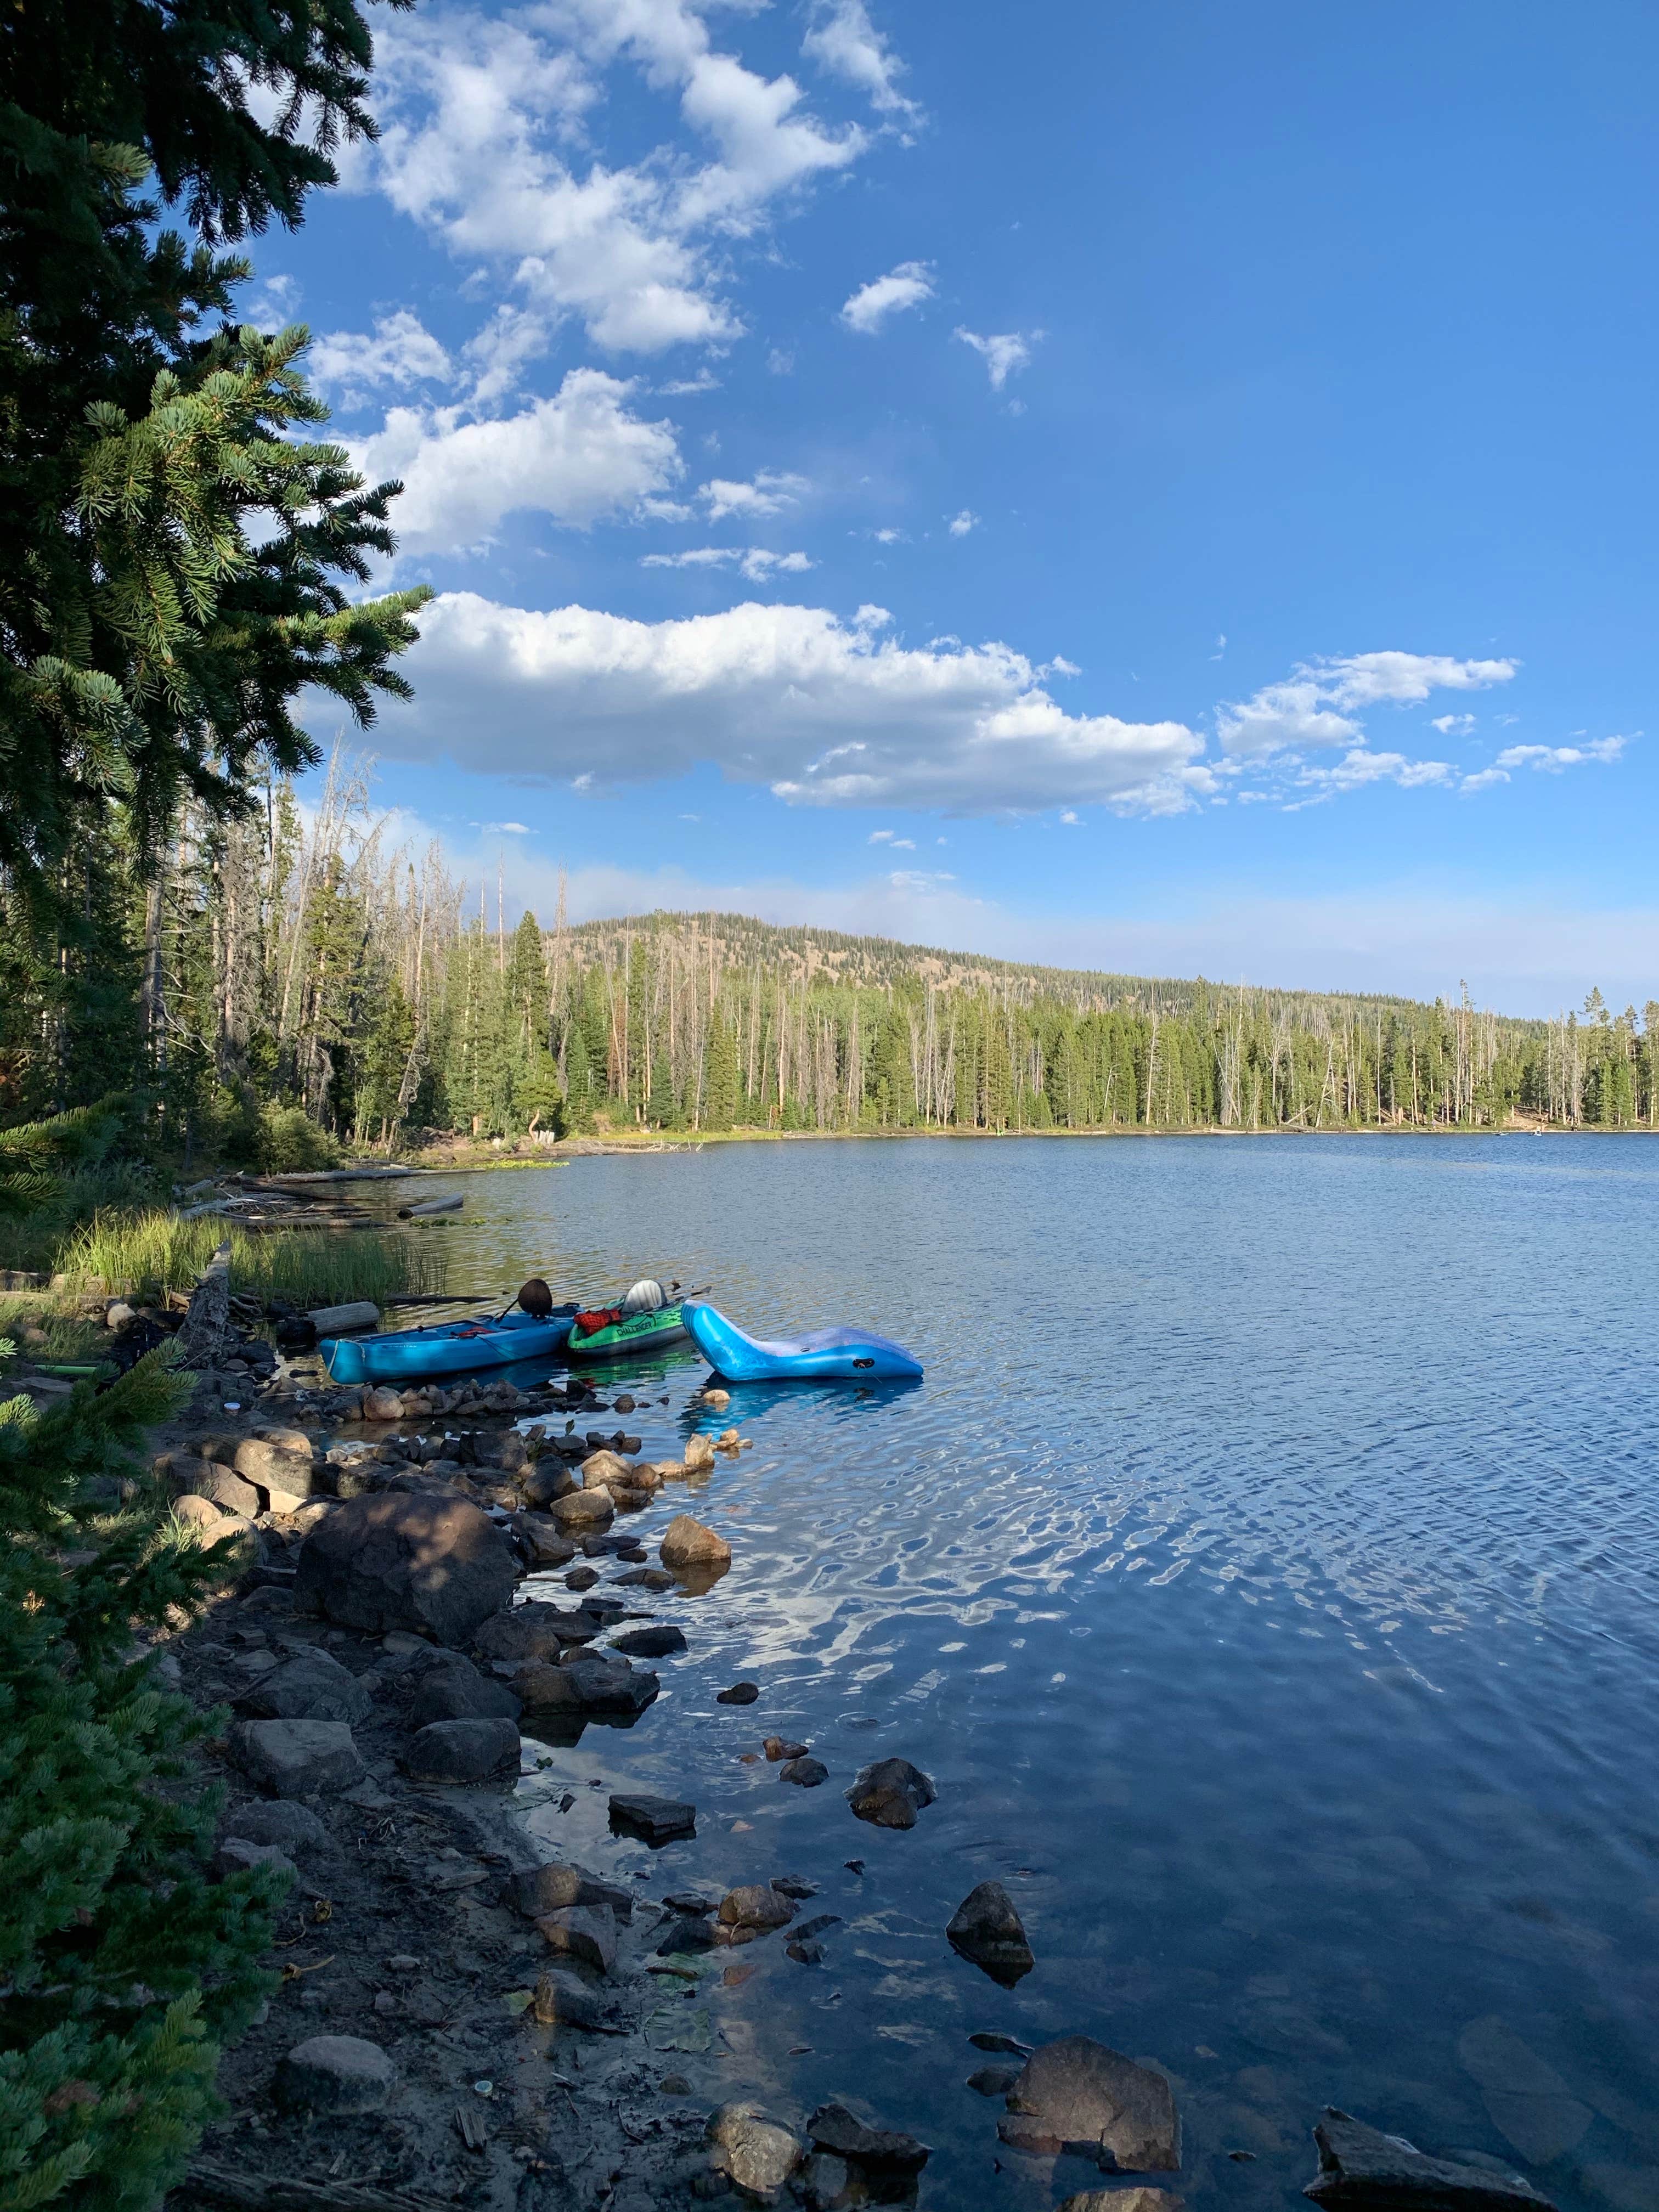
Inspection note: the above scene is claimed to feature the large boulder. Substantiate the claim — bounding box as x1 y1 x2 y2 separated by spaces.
274 2035 396 2115
400 1718 520 1784
473 1602 600 1663
232 1437 315 1499
1000 2038 1180 2170
238 1650 372 1726
295 1492 516 1646
408 1652 521 1726
1303 2109 1557 2212
946 1881 1035 1985
707 2103 803 2201
659 1514 730 1571
847 1758 936 1830
513 1655 659 1718
231 1719 364 1798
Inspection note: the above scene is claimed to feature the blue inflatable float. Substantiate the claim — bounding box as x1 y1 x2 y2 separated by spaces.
684 1298 923 1383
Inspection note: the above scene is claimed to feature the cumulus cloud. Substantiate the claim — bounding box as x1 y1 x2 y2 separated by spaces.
1461 736 1628 792
954 327 1038 390
379 590 1207 815
1431 712 1476 735
868 828 915 848
802 0 918 117
1217 652 1516 759
641 546 814 579
699 471 809 520
947 509 979 537
348 369 681 552
311 311 453 405
356 0 894 356
840 260 934 334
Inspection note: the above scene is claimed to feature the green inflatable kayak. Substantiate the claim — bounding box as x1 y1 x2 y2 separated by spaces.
566 1300 689 1361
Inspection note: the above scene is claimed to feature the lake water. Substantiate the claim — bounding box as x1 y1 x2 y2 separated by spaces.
373 1135 1659 2211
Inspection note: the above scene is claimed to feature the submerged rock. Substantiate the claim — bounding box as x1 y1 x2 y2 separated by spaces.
610 1792 696 1844
1303 2108 1558 2212
718 1681 761 1705
782 1756 828 1787
946 1880 1035 1985
846 1757 936 1830
806 2103 931 2177
718 1884 796 1933
707 2102 803 2199
1000 2037 1180 2170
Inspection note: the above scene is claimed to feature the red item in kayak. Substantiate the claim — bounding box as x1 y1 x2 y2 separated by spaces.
573 1307 625 1337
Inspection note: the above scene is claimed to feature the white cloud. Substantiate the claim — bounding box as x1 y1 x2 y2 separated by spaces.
658 369 721 395
699 470 809 520
1461 736 1629 792
641 546 814 579
802 0 918 118
872 527 906 545
1431 712 1476 735
840 260 934 334
767 348 795 375
1060 809 1080 825
349 369 681 552
473 820 533 833
867 828 915 848
381 590 1207 815
358 0 882 357
954 327 1039 390
243 272 302 325
947 509 979 537
1218 652 1516 759
311 311 453 405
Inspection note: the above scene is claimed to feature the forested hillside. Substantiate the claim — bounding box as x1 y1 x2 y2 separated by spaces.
5 754 1655 1151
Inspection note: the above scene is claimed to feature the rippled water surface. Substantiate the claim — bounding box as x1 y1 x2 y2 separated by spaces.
381 1136 1659 2210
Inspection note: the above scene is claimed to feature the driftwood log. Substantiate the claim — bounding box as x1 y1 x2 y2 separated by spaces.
174 2159 452 2212
176 1240 232 1368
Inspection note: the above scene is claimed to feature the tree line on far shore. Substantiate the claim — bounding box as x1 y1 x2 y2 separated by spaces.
7 755 1655 1156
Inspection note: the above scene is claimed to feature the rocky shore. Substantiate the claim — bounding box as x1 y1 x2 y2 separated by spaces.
104 1295 1564 2212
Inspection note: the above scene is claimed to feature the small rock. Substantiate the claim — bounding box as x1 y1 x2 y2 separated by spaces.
565 1565 601 1592
510 1515 577 1566
718 1884 796 1934
514 1655 659 1717
846 1757 936 1830
173 1492 235 1531
682 1434 717 1473
225 1802 331 1855
105 1300 136 1328
536 1904 617 1975
799 2152 850 2211
781 1757 828 1788
661 2073 691 2096
611 1624 686 1659
718 1682 761 1705
1000 2038 1180 2169
613 1394 636 1414
386 1954 421 1973
707 2102 803 2200
408 1652 521 1726
701 1388 731 1411
531 1966 613 2030
969 2066 1022 2097
969 2031 1032 2055
474 1601 600 1663
400 1718 520 1784
763 1737 806 1762
610 1793 696 1844
362 1387 404 1423
274 2035 396 2115
806 2104 931 2177
787 1939 825 1965
213 1838 297 1882
1058 2193 1185 2212
946 1881 1035 1985
232 1719 365 1798
239 1650 373 1726
550 1488 616 1531
508 1860 634 1920
1302 2108 1556 2212
372 1989 398 2016
660 1513 730 1571
580 1449 636 1491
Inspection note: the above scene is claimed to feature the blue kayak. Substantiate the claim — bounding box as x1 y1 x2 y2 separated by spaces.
320 1307 575 1386
684 1299 922 1383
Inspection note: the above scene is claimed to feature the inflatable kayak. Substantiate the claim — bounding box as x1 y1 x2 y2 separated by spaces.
684 1299 922 1383
320 1307 576 1386
566 1301 689 1361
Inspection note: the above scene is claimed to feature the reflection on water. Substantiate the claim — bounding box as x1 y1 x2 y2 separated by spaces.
375 1137 1659 2210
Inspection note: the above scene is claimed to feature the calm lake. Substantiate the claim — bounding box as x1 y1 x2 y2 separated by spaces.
372 1134 1659 2212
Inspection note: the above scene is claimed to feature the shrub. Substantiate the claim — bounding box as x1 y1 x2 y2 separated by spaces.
0 1356 283 2211
255 1107 340 1176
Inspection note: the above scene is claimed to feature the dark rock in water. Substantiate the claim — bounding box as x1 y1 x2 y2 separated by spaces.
537 1903 617 1975
475 1601 600 1662
782 1756 828 1788
787 1938 825 1965
947 1880 1035 1985
718 1884 796 1934
806 2103 932 2176
295 1492 516 1646
408 1652 521 1726
968 2066 1022 2097
1000 2038 1180 2170
794 1914 842 1940
509 1515 577 1567
664 1892 716 1916
764 1736 808 1762
400 1717 520 1783
610 1792 696 1844
514 1655 658 1718
658 1916 718 1956
1303 2109 1558 2212
611 1624 687 1659
717 1681 761 1705
846 1757 936 1830
566 1565 600 1589
508 1860 634 1921
772 1876 819 1900
237 1649 373 1726
844 1859 865 1876
800 2153 851 2212
970 2031 1034 2056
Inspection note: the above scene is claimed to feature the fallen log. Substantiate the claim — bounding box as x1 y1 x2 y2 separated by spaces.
306 1299 381 1335
258 1167 437 1186
174 2159 453 2212
397 1195 464 1219
176 1242 232 1367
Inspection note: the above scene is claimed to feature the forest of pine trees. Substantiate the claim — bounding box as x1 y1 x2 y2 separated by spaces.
5 753 1658 1154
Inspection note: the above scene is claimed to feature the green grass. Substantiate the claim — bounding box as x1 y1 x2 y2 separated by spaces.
55 1214 448 1306
0 1295 109 1378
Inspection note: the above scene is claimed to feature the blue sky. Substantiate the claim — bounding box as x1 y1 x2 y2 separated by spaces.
259 0 1659 1011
